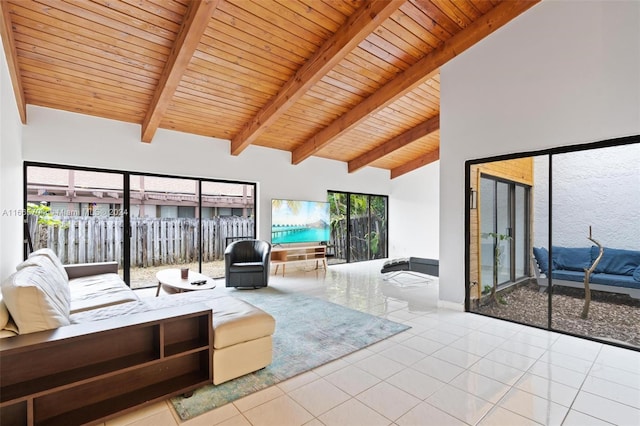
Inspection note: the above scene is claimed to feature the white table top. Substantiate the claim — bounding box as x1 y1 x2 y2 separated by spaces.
156 269 217 292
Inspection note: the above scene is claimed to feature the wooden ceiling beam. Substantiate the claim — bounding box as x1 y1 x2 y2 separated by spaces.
391 147 439 179
292 0 540 165
141 0 220 143
0 1 26 123
230 0 404 156
348 114 439 173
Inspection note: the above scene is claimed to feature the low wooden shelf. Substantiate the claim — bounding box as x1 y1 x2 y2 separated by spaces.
271 245 327 276
0 304 213 426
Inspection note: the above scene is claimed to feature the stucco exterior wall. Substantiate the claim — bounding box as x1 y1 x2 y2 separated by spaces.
533 143 640 250
440 0 640 306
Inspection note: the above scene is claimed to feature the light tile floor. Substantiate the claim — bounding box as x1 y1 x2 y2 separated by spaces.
106 260 640 426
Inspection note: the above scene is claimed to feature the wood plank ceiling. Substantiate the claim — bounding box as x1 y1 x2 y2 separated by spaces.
0 0 540 178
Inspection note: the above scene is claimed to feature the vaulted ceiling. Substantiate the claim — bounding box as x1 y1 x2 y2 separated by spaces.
0 0 539 178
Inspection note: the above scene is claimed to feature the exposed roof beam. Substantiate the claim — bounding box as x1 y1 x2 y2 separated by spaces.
348 114 439 173
230 0 404 156
0 1 26 123
141 0 220 143
391 148 439 179
292 0 540 165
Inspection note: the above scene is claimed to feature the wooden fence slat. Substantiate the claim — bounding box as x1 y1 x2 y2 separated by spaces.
167 220 174 264
32 216 263 265
68 220 77 264
115 218 122 266
145 221 152 267
29 215 256 266
78 218 86 263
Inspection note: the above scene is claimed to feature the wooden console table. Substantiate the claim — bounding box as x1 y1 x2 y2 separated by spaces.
271 245 327 276
0 304 213 426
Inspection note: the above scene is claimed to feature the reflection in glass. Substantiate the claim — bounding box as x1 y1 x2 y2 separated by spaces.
480 178 495 290
496 181 511 285
515 186 526 278
469 157 545 328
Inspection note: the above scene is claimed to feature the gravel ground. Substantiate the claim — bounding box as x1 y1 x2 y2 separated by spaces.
127 260 225 289
476 282 640 347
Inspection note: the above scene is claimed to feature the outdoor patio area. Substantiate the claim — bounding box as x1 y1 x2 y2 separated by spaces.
476 282 640 348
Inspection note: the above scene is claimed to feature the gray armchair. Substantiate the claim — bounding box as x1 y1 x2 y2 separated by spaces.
224 239 272 288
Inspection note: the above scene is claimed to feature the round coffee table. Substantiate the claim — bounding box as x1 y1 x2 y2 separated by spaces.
155 269 216 296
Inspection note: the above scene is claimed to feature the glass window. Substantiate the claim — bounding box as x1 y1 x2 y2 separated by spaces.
467 139 639 350
26 163 256 289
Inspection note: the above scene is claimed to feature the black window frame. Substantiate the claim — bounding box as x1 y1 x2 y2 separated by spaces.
464 134 640 351
24 161 257 286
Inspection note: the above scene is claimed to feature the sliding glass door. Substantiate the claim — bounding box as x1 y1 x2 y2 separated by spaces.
25 165 125 279
328 191 388 264
200 181 254 279
25 163 255 289
550 144 640 347
466 138 640 350
479 176 529 289
128 175 199 289
468 157 543 327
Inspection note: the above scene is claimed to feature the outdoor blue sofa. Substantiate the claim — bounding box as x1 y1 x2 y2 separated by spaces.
532 246 640 299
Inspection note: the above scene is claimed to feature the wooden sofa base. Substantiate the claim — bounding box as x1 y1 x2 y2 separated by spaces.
0 304 213 426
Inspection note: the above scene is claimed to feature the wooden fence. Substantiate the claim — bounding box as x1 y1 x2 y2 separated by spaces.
27 215 254 267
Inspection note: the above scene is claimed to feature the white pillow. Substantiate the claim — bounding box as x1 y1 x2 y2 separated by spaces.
1 258 71 334
27 248 69 281
17 253 71 308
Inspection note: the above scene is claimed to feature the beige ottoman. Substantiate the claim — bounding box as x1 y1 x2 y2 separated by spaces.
207 296 276 385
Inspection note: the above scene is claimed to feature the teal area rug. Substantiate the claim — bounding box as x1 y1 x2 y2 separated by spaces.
171 288 410 420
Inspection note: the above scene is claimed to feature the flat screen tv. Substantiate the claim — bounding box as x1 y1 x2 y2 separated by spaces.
271 199 330 245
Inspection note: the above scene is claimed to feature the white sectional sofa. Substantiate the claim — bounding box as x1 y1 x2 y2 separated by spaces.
0 249 275 385
0 248 138 336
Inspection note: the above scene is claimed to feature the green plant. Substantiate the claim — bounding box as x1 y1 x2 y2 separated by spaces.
481 231 512 305
27 202 66 228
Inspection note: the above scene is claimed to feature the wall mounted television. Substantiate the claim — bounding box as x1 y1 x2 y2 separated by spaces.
271 199 330 245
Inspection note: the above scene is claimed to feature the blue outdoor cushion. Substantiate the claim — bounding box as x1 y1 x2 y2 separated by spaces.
633 266 640 282
532 247 550 274
551 270 586 283
552 246 592 272
591 246 640 276
590 273 640 290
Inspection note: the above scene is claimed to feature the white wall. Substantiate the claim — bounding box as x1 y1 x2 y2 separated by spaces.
19 106 393 247
440 0 640 305
0 45 24 279
389 161 439 259
533 144 640 250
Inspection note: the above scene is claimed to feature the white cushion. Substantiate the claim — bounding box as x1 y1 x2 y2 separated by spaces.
0 329 18 338
26 248 70 281
16 254 71 309
68 273 139 313
207 296 275 349
1 258 71 334
0 295 9 329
